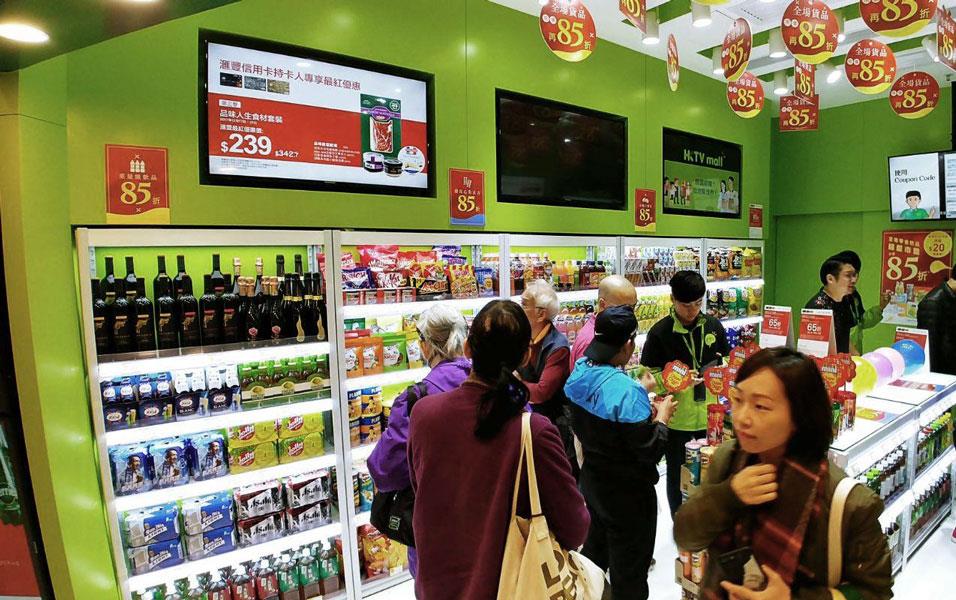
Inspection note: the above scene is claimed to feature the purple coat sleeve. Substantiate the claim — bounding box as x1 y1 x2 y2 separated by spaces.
367 387 415 492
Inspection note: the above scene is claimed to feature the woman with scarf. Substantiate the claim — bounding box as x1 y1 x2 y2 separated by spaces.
674 347 892 600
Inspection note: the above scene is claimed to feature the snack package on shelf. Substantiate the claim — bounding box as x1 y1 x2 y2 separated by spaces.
119 503 181 549
235 480 285 520
110 444 153 496
126 537 186 575
181 490 235 536
184 525 237 561
150 438 191 489
285 469 332 508
286 499 333 533
186 431 229 481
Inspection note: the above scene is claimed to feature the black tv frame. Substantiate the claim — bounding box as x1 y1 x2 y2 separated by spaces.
886 150 950 223
199 30 437 198
661 128 743 220
494 89 628 211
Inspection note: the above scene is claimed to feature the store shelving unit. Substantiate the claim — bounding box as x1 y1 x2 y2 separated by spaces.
75 228 353 600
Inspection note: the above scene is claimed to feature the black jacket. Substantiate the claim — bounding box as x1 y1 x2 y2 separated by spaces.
917 281 956 375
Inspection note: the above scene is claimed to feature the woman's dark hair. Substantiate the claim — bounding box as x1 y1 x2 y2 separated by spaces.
669 270 706 303
735 347 832 462
468 300 532 440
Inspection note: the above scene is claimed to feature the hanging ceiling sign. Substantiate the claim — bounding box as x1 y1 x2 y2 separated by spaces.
667 34 680 91
859 0 937 38
722 18 753 81
889 71 940 119
795 60 816 102
779 95 819 131
727 72 765 119
844 39 897 95
619 0 646 34
539 0 597 62
781 0 840 64
939 9 956 71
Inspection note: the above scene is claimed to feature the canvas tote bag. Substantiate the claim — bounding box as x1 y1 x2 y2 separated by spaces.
826 478 862 600
496 412 604 600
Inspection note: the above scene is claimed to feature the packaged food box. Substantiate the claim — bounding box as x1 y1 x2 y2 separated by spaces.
187 431 229 481
103 401 137 431
110 444 152 496
277 431 324 464
235 480 284 520
358 524 389 578
361 337 384 375
149 438 190 488
286 501 332 534
285 470 331 508
119 503 180 548
228 440 278 474
344 337 365 379
126 538 185 575
380 333 408 372
278 413 324 440
237 512 286 547
180 490 234 536
227 420 278 448
184 525 237 561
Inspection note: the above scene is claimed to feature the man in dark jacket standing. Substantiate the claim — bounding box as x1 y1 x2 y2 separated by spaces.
917 265 956 375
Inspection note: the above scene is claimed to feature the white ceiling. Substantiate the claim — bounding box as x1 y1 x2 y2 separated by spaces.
490 0 956 109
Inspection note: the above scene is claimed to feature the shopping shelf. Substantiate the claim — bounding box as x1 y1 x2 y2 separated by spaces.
907 505 952 559
346 368 430 390
126 522 341 591
114 453 338 512
351 443 378 463
706 278 764 290
720 315 763 329
355 510 372 527
511 288 599 303
105 397 335 446
879 491 913 528
913 446 955 493
342 296 495 318
361 570 413 597
98 339 332 379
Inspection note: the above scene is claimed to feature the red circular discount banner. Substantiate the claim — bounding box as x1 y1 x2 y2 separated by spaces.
889 71 940 119
859 0 938 38
781 0 840 64
844 39 897 95
667 34 680 91
722 18 753 81
539 0 597 62
727 72 765 119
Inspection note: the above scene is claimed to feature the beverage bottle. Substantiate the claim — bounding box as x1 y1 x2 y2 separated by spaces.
134 278 156 352
254 257 264 297
200 274 222 346
294 254 304 276
313 271 328 341
276 256 286 297
265 278 284 340
154 261 179 350
208 254 227 296
283 273 305 341
186 577 206 600
172 255 189 299
318 543 341 595
123 257 139 304
297 546 322 600
100 255 118 305
177 277 201 348
111 280 135 353
221 258 242 344
91 279 112 354
204 571 232 600
276 554 300 600
255 558 280 600
230 563 257 600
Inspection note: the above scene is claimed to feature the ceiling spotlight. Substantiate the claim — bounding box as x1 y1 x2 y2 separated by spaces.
835 12 846 43
0 23 49 43
712 49 723 74
820 63 842 84
768 29 788 59
923 36 940 62
692 2 712 28
773 71 789 96
643 12 660 45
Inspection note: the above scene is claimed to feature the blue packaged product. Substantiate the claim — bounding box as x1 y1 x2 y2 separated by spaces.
137 396 175 426
149 438 189 488
116 377 136 402
188 431 229 481
184 525 237 561
136 375 156 401
126 537 185 575
110 444 152 496
104 402 137 431
100 380 118 403
154 373 173 398
181 491 234 535
119 503 180 548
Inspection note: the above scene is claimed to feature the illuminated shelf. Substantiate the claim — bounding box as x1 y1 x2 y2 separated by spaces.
346 368 430 390
114 453 338 512
105 397 334 446
913 446 954 492
342 296 495 318
98 339 331 379
351 443 377 462
706 278 764 290
719 316 763 329
361 570 412 597
356 510 372 527
127 522 341 591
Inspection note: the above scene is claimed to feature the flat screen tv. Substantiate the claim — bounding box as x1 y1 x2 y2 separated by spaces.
495 90 627 210
200 30 435 197
888 152 952 221
662 128 742 219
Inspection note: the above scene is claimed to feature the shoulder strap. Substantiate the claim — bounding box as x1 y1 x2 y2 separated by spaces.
828 477 861 589
509 412 533 518
404 382 430 417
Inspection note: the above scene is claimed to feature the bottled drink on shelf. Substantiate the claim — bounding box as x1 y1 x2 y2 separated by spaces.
200 274 222 346
209 254 227 296
857 444 907 501
153 256 172 301
100 255 118 305
255 557 280 600
263 277 284 340
910 471 952 537
172 255 190 299
276 255 286 297
154 272 178 350
916 412 954 473
283 272 305 342
254 257 264 298
123 256 138 303
294 254 304 276
176 276 201 348
111 280 135 353
240 277 262 342
133 278 156 351
221 258 242 344
91 279 111 355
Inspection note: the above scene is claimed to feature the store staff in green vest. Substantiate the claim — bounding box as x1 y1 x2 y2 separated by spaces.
831 250 887 354
640 270 729 516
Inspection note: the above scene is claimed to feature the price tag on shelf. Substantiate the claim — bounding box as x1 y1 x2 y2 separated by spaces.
939 9 956 71
859 0 937 38
761 305 794 349
105 144 170 224
721 18 752 82
539 0 597 63
779 95 819 132
634 189 656 233
797 308 835 358
845 39 897 95
889 72 940 120
781 0 840 65
667 34 680 91
727 72 764 119
449 168 485 227
619 0 646 33
795 60 815 102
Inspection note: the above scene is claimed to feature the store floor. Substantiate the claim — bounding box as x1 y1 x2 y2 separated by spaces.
370 481 955 599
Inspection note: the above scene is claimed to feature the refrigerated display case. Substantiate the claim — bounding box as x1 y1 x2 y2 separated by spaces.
702 239 764 346
75 229 350 600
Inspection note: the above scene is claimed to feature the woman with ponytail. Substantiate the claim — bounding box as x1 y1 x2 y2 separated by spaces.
408 300 589 600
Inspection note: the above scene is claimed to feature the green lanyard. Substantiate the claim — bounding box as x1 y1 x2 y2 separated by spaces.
680 324 705 370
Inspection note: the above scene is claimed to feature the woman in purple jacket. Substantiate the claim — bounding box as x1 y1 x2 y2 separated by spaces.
367 304 470 577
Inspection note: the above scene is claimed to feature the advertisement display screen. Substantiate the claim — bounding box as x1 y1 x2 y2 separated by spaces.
888 153 944 221
662 128 742 219
200 31 435 196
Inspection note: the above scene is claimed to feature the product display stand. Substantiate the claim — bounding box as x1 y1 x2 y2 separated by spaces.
702 238 765 333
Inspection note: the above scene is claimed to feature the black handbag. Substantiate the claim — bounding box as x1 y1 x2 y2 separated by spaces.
369 381 428 547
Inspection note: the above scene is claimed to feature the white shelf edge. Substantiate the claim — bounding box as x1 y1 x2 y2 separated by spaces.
351 443 377 462
127 522 342 591
114 453 338 512
706 278 765 290
511 288 600 304
98 341 332 379
719 316 763 329
355 511 371 527
912 446 955 493
879 491 913 527
361 570 413 597
342 296 496 318
105 398 335 446
346 368 430 390
631 284 672 296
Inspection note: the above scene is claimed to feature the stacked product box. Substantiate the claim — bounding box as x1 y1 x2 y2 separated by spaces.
108 431 230 496
237 354 331 409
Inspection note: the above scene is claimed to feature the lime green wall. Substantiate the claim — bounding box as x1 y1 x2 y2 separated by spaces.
771 88 953 352
3 1 771 598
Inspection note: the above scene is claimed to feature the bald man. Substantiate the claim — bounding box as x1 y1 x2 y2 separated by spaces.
570 275 638 368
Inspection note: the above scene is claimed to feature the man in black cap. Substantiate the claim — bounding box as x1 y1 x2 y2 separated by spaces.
830 250 886 353
565 306 678 600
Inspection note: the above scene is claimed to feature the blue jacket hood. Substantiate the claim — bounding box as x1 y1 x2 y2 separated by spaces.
564 358 651 423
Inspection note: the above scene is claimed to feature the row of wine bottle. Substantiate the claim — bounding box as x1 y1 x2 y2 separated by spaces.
92 254 328 355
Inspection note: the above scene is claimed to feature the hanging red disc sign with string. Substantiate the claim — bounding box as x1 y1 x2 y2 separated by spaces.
844 39 897 95
859 0 937 38
722 18 753 81
889 71 940 119
727 72 765 119
539 0 597 62
781 0 840 64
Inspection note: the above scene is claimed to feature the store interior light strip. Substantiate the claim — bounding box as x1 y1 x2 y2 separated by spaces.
920 394 956 427
912 446 954 495
104 398 335 446
846 421 920 477
705 278 764 290
342 296 495 318
126 522 342 591
351 443 377 462
98 341 332 380
719 316 763 329
114 453 338 513
879 491 913 528
346 367 430 391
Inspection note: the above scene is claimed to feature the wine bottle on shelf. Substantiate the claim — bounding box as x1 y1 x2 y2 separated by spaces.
283 272 305 342
133 278 156 351
221 258 242 344
172 255 190 299
200 274 222 346
111 281 135 353
239 278 259 342
100 256 118 305
294 254 304 276
91 279 112 354
154 276 179 350
301 273 316 338
276 255 286 297
265 277 283 340
177 278 201 348
313 269 327 341
254 257 264 298
209 254 227 296
153 256 172 301
123 257 138 303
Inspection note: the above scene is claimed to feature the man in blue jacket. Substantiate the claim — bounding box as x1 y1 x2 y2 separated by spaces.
565 306 677 600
